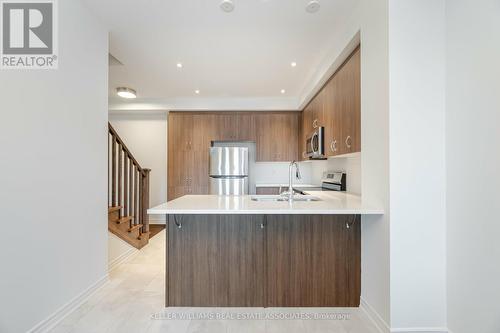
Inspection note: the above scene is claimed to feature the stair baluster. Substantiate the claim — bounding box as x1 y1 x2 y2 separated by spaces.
118 144 122 217
108 123 151 249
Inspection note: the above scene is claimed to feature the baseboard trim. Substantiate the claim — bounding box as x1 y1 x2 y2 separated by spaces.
108 246 138 272
27 274 109 333
360 297 390 333
391 328 448 333
359 298 449 333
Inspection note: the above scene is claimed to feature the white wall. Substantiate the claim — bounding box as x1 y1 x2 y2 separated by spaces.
389 0 447 330
308 0 391 327
357 0 391 326
446 1 500 332
108 233 136 269
0 1 108 332
109 111 167 223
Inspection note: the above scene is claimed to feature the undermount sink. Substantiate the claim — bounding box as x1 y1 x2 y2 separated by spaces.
250 195 321 202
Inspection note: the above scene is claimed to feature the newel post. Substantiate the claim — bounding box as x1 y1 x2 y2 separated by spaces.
141 169 151 234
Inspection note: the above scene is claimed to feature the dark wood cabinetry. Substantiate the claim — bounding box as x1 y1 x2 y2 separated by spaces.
300 47 361 159
167 214 266 306
254 112 299 162
168 113 207 199
166 214 361 307
327 48 361 155
266 214 360 307
168 111 299 200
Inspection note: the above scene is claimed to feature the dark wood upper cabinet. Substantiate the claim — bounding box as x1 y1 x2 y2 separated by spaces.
254 112 299 162
332 48 361 155
235 113 256 141
312 89 326 129
168 113 194 151
192 114 218 152
300 47 361 159
214 114 238 141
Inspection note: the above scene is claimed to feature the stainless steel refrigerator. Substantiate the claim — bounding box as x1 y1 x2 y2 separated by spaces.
209 147 249 195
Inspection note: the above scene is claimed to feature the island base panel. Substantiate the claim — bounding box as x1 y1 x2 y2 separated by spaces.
166 214 360 307
167 214 266 307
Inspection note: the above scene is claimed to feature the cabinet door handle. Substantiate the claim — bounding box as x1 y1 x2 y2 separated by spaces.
312 119 318 128
330 139 337 153
260 216 267 229
346 215 356 229
345 136 352 149
173 215 182 229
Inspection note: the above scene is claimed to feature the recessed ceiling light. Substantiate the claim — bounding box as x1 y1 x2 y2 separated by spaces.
176 63 183 68
291 62 297 67
220 0 234 12
281 89 286 94
195 90 200 94
116 87 136 99
306 0 320 13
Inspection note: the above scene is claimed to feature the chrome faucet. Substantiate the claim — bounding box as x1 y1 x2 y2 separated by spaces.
282 161 301 201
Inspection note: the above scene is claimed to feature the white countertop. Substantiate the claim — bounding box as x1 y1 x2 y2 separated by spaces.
255 183 320 188
147 191 384 215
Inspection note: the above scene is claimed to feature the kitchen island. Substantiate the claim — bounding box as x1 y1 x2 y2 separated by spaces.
148 192 383 308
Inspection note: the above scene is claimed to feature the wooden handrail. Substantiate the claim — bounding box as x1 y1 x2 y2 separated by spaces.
108 122 150 238
108 123 147 176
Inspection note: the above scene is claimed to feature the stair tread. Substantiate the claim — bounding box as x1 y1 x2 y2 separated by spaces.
128 224 143 232
108 206 122 213
116 216 133 224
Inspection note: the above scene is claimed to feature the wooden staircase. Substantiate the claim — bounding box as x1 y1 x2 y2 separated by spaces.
108 123 151 249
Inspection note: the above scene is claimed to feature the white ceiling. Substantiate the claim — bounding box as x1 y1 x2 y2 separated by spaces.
82 0 359 111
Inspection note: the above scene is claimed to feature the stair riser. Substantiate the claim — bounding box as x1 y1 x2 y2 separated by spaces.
108 208 149 249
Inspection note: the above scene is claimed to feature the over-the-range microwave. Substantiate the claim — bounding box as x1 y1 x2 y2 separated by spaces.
304 126 326 159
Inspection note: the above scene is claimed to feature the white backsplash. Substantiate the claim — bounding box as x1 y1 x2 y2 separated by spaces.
310 154 361 195
253 162 313 185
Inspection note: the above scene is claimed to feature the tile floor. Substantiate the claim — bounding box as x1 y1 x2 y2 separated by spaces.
50 230 380 333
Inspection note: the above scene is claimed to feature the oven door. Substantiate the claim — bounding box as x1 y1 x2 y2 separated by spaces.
304 127 324 158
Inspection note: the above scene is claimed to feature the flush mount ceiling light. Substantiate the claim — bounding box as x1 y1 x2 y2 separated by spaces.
116 87 137 99
176 62 183 68
220 0 234 12
291 62 297 67
195 90 200 94
306 0 320 13
281 89 286 94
